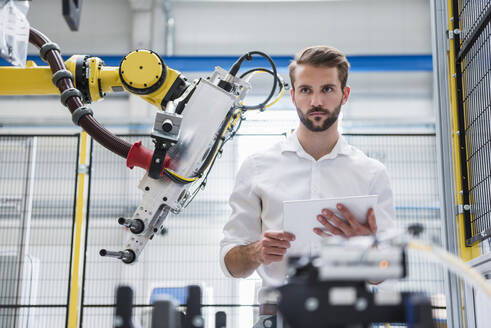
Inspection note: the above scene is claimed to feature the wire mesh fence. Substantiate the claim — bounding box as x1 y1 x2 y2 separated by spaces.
0 133 446 327
0 135 79 328
453 0 491 245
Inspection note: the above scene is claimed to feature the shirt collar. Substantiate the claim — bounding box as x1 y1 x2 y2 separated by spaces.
280 130 352 160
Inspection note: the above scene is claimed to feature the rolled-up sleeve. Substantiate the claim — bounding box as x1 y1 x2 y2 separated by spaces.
220 156 262 277
369 166 396 234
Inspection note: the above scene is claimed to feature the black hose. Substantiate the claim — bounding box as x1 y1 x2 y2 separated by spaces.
29 27 132 158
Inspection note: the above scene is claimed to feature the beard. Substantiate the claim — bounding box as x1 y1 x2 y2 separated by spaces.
295 99 342 132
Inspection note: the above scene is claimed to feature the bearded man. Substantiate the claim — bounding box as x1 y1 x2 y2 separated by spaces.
220 46 395 328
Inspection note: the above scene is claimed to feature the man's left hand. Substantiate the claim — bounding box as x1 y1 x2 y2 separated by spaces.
313 203 377 238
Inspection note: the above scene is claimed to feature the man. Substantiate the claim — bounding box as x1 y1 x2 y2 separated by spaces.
219 46 395 327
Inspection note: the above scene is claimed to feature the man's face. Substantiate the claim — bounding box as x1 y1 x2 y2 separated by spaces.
291 64 350 132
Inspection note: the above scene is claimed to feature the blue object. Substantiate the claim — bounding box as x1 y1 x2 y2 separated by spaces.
0 54 432 72
150 287 188 305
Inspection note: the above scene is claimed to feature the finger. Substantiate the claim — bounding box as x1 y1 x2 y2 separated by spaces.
336 203 362 229
367 208 377 234
320 210 352 236
316 215 344 235
264 246 287 256
264 231 296 241
313 227 340 237
262 239 291 249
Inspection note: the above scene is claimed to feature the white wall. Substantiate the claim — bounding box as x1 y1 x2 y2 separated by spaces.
26 0 431 55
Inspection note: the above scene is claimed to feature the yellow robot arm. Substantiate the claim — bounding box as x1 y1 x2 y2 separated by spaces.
0 49 185 109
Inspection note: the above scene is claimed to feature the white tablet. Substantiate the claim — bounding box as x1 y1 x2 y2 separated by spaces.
283 195 378 254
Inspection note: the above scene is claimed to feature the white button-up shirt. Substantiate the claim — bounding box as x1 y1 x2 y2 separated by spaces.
220 131 395 303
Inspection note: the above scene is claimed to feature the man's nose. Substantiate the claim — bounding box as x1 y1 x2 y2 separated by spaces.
310 92 323 107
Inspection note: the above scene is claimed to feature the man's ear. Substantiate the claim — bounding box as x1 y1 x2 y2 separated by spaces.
341 85 351 105
290 88 295 103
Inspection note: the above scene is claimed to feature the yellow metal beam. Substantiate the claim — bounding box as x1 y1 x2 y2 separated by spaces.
0 61 59 95
446 0 480 262
67 132 90 328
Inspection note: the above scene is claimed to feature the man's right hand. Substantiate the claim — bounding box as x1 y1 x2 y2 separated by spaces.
255 231 296 265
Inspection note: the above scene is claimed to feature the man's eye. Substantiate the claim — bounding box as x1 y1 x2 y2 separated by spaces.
300 88 311 93
323 87 333 93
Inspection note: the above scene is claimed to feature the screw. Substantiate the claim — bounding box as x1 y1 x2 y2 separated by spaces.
355 297 368 311
114 316 123 327
463 204 471 211
305 297 319 311
192 316 204 327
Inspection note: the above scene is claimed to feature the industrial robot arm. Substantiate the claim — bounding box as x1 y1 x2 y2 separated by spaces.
0 27 285 264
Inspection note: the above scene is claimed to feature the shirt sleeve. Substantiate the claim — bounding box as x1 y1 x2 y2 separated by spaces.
219 155 262 277
369 166 396 235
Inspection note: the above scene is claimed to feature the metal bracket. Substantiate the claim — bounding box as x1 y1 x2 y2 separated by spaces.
78 164 89 174
148 111 183 179
152 111 182 144
457 204 471 214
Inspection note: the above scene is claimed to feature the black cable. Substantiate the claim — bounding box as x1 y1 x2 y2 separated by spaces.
163 169 194 185
239 68 284 90
179 51 280 199
184 111 244 208
239 68 285 111
229 51 279 111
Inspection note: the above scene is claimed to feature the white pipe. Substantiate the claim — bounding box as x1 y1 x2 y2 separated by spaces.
161 0 175 56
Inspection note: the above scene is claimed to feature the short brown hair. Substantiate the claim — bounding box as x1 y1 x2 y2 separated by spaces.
289 45 350 89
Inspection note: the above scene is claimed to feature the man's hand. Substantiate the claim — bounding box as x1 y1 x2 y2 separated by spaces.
313 203 377 238
224 231 295 278
256 231 296 265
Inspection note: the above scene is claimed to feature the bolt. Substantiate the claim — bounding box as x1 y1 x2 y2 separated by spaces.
264 318 273 328
456 130 460 135
155 158 161 163
192 316 204 327
114 316 123 327
463 204 471 211
355 297 368 311
305 297 319 312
